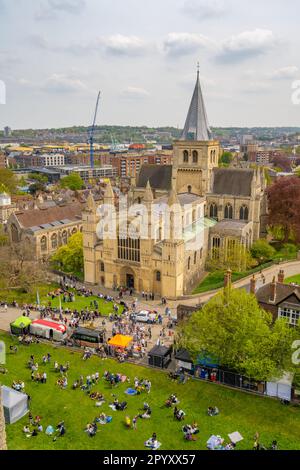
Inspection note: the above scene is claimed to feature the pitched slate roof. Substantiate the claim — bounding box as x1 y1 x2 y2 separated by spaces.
181 70 211 141
256 283 300 305
14 203 83 229
211 168 255 197
137 164 173 190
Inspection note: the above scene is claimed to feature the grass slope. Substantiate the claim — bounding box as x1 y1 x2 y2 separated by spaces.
1 332 300 450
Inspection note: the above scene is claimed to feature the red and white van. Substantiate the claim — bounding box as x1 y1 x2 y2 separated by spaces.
30 319 67 342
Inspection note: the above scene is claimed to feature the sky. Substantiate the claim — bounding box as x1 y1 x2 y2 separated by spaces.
0 0 300 130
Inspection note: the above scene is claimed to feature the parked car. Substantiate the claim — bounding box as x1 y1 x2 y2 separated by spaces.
132 310 157 324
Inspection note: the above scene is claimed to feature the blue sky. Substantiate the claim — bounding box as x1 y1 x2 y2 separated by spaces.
0 0 300 129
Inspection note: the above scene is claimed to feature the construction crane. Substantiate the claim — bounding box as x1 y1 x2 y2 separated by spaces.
88 91 101 169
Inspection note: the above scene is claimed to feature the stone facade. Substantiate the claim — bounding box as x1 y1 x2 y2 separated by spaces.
83 72 267 299
6 203 84 260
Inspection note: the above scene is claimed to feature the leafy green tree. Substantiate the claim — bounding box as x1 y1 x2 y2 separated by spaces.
0 168 18 194
28 173 48 184
251 239 276 263
177 288 298 380
219 151 233 166
60 173 84 191
206 242 256 273
28 182 46 195
51 232 83 274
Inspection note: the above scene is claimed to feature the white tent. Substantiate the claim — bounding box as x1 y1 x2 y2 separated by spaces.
1 385 28 424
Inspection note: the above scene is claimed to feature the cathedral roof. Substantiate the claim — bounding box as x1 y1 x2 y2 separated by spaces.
180 69 211 141
210 168 255 197
137 164 173 190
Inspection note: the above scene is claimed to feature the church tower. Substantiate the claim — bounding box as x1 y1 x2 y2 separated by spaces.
173 66 220 196
161 189 185 298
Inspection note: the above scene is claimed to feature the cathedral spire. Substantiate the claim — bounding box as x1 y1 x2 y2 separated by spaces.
144 180 153 203
181 65 211 141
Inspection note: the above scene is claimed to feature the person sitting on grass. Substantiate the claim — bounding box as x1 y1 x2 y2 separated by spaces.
85 422 97 437
207 406 219 417
165 394 178 407
139 404 152 419
174 408 185 421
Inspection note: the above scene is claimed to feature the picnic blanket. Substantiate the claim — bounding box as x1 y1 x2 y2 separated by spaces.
45 425 54 436
228 431 243 444
97 416 113 425
145 439 162 450
125 388 137 396
207 435 224 450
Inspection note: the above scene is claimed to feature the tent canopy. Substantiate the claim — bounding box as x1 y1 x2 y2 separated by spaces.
11 316 32 329
1 385 28 424
108 334 133 349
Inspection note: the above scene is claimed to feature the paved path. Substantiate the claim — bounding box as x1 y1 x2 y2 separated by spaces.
167 259 300 309
1 260 300 335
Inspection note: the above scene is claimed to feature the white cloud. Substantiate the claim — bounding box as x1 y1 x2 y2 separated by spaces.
36 0 86 20
18 74 89 94
218 29 278 63
163 32 215 57
120 86 150 100
182 0 227 21
99 35 151 57
268 66 299 80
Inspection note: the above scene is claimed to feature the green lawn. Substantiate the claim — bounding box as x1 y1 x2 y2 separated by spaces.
193 263 274 295
285 275 300 285
1 332 300 450
0 283 58 305
40 291 124 317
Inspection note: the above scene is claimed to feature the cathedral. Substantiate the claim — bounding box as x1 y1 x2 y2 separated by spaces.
83 70 267 299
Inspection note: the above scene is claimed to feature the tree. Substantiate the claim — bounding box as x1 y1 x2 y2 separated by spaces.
271 155 292 172
60 173 84 191
28 182 46 195
0 240 47 293
206 242 256 273
51 232 83 274
267 177 300 243
219 151 233 166
177 288 298 381
250 239 276 263
0 168 18 194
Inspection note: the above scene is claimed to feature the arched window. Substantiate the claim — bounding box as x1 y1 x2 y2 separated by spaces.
51 233 58 249
100 262 105 272
224 203 233 219
188 185 192 194
71 228 77 235
183 150 189 163
156 271 161 282
137 197 141 204
239 205 249 221
194 252 197 264
41 236 47 252
188 257 191 270
209 203 218 219
192 150 198 163
62 231 68 245
200 248 203 259
192 209 196 223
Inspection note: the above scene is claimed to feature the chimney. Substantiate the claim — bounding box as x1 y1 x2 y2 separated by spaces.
270 276 277 303
278 269 285 284
224 269 232 288
250 275 256 294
